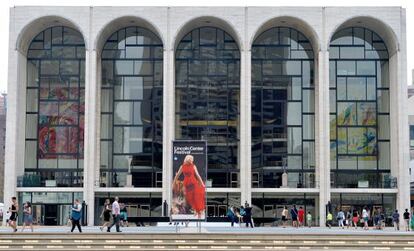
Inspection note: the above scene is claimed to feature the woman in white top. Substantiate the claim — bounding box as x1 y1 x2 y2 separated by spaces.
362 208 369 230
281 206 288 228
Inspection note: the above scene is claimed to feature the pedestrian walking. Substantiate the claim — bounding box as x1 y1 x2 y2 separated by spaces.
244 204 254 228
235 207 243 225
163 200 168 217
403 209 410 231
107 197 121 232
352 210 359 229
379 209 386 230
410 208 414 231
298 206 305 227
392 209 400 231
306 211 312 228
290 205 299 228
8 197 18 232
99 199 112 231
326 211 333 229
70 199 82 233
346 211 352 229
281 206 288 228
337 209 345 229
120 203 129 227
239 206 245 224
362 207 369 230
21 202 33 232
227 206 236 227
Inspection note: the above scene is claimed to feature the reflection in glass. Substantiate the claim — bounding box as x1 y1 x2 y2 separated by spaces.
330 27 390 188
101 26 163 188
175 27 240 188
24 26 85 187
251 27 315 188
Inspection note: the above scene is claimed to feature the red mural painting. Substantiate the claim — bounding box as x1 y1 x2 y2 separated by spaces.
38 87 84 159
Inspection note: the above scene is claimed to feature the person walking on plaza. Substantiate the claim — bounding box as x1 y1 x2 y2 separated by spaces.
298 206 305 227
163 200 168 217
281 206 288 228
120 203 129 227
379 209 386 230
108 197 121 232
235 207 243 225
100 199 112 231
326 211 333 229
70 199 82 233
8 197 18 232
375 208 385 230
362 207 369 230
244 204 254 228
290 205 299 228
410 208 414 231
392 209 400 231
403 209 410 231
21 202 33 232
337 209 345 229
352 210 359 229
227 206 236 227
346 211 352 229
238 206 245 224
306 211 312 228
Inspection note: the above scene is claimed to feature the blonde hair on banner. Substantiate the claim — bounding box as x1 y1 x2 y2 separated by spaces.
184 155 194 164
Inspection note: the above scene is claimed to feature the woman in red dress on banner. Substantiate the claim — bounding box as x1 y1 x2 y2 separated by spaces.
173 155 205 218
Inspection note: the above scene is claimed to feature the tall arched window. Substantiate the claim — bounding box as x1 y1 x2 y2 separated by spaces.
175 27 240 188
329 27 390 188
100 27 163 187
251 27 315 188
25 26 85 187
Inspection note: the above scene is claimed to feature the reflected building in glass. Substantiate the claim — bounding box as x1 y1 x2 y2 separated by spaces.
4 6 410 226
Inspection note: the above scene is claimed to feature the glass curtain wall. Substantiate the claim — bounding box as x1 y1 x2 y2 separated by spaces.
329 27 391 188
331 193 396 225
24 26 85 187
19 192 83 225
175 27 240 188
251 193 318 224
251 27 315 188
100 27 163 187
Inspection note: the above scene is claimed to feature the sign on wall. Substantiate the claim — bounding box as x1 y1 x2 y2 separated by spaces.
171 140 207 221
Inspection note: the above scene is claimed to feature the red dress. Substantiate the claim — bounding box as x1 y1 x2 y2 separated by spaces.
181 163 205 214
298 209 305 223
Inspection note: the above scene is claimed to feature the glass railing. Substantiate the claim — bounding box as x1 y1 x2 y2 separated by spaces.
17 171 83 187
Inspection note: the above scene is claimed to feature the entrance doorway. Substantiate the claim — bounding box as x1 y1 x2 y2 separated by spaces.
44 204 58 225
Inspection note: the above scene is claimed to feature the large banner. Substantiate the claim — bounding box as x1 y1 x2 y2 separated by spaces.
171 140 207 221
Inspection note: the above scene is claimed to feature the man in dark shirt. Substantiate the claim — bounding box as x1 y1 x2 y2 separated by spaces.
392 210 400 231
403 209 410 231
244 204 254 228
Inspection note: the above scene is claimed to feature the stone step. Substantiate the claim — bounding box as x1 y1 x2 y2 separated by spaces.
0 233 413 250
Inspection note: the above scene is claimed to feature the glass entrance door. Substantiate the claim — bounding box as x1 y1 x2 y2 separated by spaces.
44 204 58 225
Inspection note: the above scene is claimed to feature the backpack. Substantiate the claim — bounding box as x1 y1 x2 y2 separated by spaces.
226 208 234 218
240 208 246 216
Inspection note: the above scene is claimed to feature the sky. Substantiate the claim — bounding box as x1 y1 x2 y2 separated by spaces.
0 0 412 93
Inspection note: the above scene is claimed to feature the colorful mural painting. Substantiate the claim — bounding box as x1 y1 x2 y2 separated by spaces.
25 26 85 164
38 87 84 159
329 27 390 187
